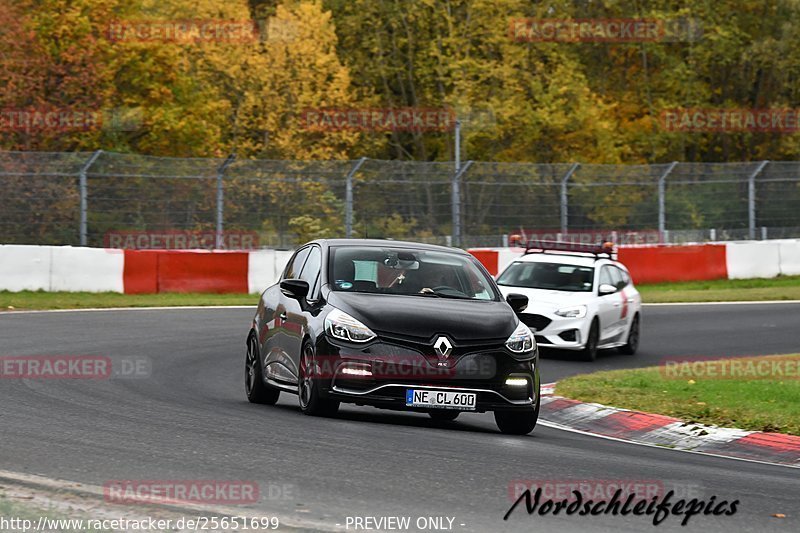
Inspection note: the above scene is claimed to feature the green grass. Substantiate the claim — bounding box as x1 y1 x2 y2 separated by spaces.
556 354 800 435
638 275 800 303
0 290 256 311
0 494 103 532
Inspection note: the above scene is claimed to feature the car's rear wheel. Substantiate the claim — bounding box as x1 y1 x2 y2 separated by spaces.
619 313 640 355
581 319 600 362
429 410 460 422
298 341 339 417
245 334 280 405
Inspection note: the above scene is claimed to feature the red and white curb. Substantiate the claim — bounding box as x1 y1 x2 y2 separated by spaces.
540 383 800 468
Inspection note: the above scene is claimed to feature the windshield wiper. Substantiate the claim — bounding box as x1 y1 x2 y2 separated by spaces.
415 289 472 300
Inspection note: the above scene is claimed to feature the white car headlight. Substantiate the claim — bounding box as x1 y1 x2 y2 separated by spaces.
555 305 587 318
505 322 534 354
324 308 376 343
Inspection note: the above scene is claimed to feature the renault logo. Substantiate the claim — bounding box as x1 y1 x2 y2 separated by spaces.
433 336 453 359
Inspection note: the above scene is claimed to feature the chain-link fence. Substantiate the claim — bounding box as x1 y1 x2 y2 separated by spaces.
2 151 800 249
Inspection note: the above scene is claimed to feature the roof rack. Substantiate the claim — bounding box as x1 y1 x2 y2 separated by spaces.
523 240 616 260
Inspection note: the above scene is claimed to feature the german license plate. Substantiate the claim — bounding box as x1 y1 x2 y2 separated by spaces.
405 389 476 411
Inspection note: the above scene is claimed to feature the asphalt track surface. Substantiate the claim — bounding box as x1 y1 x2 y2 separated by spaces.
0 303 798 533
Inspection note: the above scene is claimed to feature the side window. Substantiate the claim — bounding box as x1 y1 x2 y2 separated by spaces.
283 247 310 280
608 267 623 289
299 246 322 298
615 267 630 289
599 266 615 291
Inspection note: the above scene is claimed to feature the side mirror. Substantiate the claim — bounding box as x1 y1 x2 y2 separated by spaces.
598 283 617 296
280 279 309 300
506 293 529 313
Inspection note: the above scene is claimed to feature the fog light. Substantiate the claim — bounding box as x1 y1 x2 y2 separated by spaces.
505 377 528 387
340 366 372 377
559 329 578 342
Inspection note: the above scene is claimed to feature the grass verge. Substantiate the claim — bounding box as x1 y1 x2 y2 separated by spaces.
0 494 102 533
2 275 800 310
556 354 800 435
637 275 800 303
0 290 256 311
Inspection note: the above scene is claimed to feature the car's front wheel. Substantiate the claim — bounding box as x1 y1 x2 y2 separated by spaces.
494 392 539 435
581 318 600 362
619 313 640 355
298 341 339 417
245 334 280 405
494 408 538 435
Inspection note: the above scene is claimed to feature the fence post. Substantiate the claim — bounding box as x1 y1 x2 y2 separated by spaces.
748 160 769 240
560 163 580 236
452 160 474 248
79 150 103 247
345 157 368 239
658 161 678 240
215 154 236 249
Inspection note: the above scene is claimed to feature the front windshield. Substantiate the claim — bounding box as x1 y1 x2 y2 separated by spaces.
497 261 595 293
329 246 498 300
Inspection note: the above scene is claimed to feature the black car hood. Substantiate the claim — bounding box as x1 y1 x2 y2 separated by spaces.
325 290 518 343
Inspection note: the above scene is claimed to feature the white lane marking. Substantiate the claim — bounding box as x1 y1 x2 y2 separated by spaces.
538 419 800 470
0 469 345 531
644 300 800 306
1 300 798 315
1 305 255 315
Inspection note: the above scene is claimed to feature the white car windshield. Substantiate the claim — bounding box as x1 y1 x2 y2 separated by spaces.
497 262 595 293
329 246 498 300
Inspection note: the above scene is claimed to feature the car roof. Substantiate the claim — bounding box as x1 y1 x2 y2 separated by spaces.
510 253 612 268
311 238 469 255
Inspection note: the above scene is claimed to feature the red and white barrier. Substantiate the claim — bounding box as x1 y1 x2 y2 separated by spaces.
0 245 291 294
618 244 728 284
0 245 53 292
468 239 800 285
726 241 781 280
248 249 294 294
1 240 799 294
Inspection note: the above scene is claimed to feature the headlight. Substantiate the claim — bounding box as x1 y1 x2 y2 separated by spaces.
324 308 376 343
505 322 534 354
555 305 587 318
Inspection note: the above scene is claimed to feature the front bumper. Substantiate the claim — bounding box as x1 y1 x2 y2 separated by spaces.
316 335 539 413
330 381 537 413
519 312 590 351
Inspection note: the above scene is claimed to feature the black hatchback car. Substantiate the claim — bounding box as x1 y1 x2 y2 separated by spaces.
245 239 540 434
